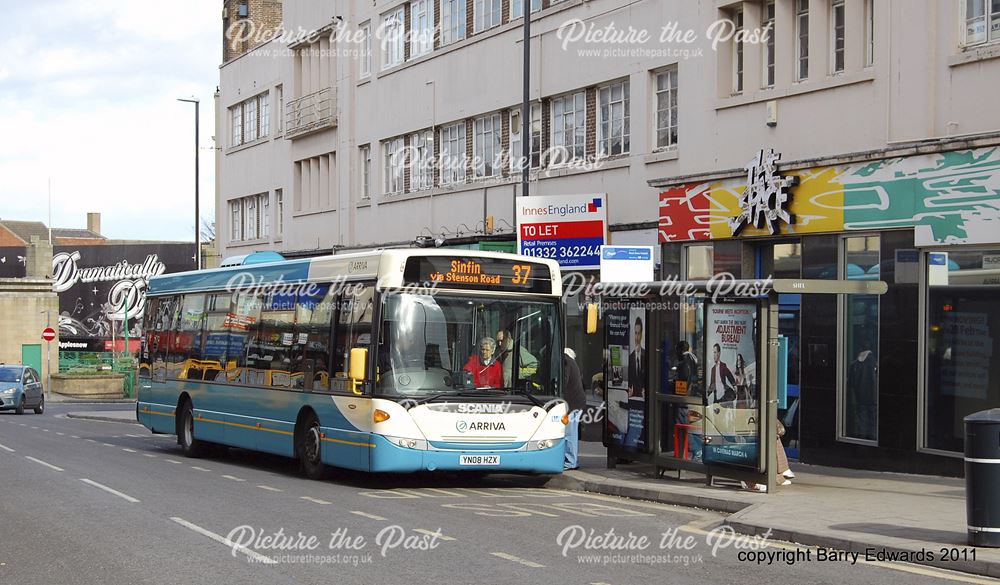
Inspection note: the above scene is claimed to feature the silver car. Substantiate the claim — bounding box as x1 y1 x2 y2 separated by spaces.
0 365 45 415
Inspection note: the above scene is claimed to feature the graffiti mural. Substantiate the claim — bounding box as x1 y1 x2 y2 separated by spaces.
659 147 1000 246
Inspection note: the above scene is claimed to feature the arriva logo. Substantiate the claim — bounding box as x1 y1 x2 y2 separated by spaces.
456 420 506 433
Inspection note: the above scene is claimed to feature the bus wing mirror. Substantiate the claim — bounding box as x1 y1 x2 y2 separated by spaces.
349 347 367 386
586 303 598 334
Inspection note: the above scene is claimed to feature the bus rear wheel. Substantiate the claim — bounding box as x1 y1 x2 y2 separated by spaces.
178 401 209 458
297 413 327 480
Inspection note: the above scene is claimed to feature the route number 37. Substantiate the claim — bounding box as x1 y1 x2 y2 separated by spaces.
511 264 532 285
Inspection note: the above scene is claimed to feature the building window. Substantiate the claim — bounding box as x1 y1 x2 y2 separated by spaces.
229 193 269 242
381 7 405 69
230 103 242 147
598 80 630 157
275 189 283 235
411 0 434 58
762 0 775 87
475 0 502 33
864 0 874 66
474 113 502 178
410 130 433 190
360 145 371 200
925 249 1000 453
963 0 999 45
732 8 744 93
262 193 270 237
229 92 269 148
244 96 258 143
360 22 371 78
439 122 466 185
684 244 714 280
510 103 541 172
230 199 242 241
276 85 284 133
511 0 541 19
655 69 678 149
260 94 270 138
551 92 586 164
383 137 405 194
796 0 809 80
840 236 880 443
441 0 467 45
831 0 846 73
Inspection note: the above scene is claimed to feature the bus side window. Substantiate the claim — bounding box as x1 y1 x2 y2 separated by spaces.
333 285 374 387
294 284 336 391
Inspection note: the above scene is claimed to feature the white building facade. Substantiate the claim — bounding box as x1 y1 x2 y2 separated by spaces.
217 0 1000 474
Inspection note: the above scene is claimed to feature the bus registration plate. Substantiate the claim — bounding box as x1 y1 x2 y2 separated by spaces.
460 455 500 466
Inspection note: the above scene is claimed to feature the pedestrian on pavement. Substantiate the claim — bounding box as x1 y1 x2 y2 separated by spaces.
743 421 794 492
562 347 586 470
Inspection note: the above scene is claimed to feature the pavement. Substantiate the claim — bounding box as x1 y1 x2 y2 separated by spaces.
547 441 999 578
32 408 1000 581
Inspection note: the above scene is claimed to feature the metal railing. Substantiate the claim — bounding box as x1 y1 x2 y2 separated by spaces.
285 87 337 138
59 351 136 398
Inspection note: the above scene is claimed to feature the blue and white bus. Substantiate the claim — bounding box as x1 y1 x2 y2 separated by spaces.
137 249 568 477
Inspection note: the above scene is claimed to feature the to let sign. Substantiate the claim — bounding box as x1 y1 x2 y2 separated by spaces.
516 194 607 269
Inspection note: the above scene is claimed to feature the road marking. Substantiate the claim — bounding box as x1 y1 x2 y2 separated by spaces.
350 511 386 521
122 448 138 453
191 466 211 472
414 529 455 541
71 435 80 439
300 496 331 505
143 453 157 458
85 438 97 443
166 459 183 464
0 442 15 453
102 443 114 447
170 517 277 565
490 552 544 568
30 426 38 429
42 429 50 432
25 456 64 472
125 434 145 438
80 479 141 503
257 485 283 492
222 474 246 482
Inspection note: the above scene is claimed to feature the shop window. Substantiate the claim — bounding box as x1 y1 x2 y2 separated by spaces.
685 244 714 280
839 236 880 443
925 249 1000 453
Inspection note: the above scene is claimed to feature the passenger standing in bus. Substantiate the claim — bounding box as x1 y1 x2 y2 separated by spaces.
463 337 503 388
563 347 586 470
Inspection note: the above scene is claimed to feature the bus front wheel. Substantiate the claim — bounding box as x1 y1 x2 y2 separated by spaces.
178 401 209 458
297 412 327 480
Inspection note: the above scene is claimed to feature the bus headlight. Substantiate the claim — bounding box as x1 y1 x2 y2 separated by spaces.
384 435 427 450
535 439 554 450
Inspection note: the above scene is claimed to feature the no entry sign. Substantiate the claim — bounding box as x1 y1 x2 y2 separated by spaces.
42 327 56 342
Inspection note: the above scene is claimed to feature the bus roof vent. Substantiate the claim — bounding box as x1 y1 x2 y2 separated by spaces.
219 251 286 267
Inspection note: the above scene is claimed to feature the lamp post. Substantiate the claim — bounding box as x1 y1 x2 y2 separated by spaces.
177 97 201 270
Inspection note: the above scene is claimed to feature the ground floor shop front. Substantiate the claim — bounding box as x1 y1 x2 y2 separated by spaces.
648 142 1000 476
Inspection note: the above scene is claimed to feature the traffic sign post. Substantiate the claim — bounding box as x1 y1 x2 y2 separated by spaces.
41 325 55 400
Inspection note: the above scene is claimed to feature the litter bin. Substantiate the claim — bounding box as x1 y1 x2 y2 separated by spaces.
965 409 1000 547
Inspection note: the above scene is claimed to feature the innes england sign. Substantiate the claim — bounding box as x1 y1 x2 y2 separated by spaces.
516 194 607 269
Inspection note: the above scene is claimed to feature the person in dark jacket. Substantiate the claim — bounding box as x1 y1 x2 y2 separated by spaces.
562 347 586 470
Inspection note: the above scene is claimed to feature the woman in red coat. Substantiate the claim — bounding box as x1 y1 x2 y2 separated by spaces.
463 337 504 388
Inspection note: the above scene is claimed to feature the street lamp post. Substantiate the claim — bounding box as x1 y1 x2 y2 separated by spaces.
521 5 531 201
177 97 201 270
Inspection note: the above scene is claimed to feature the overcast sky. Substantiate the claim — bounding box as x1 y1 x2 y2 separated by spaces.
0 0 218 242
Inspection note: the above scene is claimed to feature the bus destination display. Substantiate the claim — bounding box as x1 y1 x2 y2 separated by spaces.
404 257 551 293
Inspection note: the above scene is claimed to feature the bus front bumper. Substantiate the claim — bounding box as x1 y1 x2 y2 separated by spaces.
368 435 565 474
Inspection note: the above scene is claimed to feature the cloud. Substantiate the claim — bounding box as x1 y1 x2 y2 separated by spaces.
0 0 220 241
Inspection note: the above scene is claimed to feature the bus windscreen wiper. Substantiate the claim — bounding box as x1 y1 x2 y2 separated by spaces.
510 390 546 408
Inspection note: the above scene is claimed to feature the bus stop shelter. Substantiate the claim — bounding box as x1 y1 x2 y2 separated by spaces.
593 278 887 494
